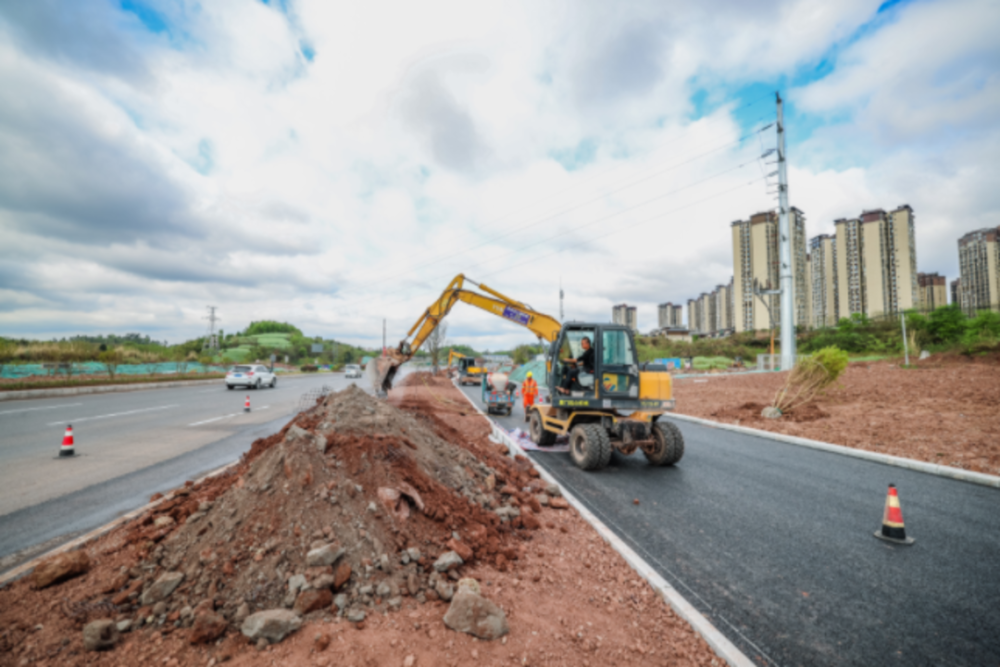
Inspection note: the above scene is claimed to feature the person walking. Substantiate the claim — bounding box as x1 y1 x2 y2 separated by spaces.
521 371 539 422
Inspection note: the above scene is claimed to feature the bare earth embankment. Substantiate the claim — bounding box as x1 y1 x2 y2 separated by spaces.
674 356 1000 476
0 373 718 667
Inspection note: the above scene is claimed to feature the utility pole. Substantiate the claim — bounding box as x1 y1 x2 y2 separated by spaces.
559 278 564 322
776 93 796 370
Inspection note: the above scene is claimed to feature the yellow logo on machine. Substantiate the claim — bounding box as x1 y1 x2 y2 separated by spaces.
557 400 590 406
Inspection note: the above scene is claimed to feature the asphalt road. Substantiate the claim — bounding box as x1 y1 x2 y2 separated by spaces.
461 384 1000 667
0 372 379 574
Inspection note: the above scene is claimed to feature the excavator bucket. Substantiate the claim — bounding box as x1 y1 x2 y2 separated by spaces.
366 356 401 397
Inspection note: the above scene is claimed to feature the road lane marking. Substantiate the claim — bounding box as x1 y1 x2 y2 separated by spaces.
47 404 179 426
188 406 270 426
0 403 83 416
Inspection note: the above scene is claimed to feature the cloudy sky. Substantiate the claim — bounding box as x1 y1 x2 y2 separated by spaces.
1 0 998 350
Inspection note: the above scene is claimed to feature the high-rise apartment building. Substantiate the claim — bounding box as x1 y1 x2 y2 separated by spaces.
957 227 1000 314
731 209 808 332
951 278 961 307
917 273 947 311
686 298 699 334
657 302 684 329
810 234 838 327
714 280 734 333
833 205 918 319
699 292 715 335
612 304 638 331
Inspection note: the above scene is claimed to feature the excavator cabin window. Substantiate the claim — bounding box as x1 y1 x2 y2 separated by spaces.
556 328 596 392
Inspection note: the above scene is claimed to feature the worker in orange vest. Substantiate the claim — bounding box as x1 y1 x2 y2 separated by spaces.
521 371 539 422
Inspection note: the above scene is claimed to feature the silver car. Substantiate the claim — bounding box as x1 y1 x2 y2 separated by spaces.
344 364 362 379
226 364 276 389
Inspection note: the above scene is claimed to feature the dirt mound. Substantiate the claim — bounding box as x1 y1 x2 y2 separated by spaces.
710 401 829 423
110 384 540 636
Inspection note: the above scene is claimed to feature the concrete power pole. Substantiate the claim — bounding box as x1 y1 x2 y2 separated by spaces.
776 92 796 370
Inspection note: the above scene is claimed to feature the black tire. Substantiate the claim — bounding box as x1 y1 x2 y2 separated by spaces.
227 385 234 390
529 410 556 447
569 424 612 471
647 421 685 466
254 379 261 390
505 406 513 417
270 378 277 388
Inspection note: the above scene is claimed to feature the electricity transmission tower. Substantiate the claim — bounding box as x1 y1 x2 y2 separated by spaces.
204 306 220 350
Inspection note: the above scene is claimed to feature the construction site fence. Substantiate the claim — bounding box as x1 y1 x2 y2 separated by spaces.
0 361 229 380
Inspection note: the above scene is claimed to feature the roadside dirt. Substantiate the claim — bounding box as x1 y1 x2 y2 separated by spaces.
674 358 1000 475
0 372 720 667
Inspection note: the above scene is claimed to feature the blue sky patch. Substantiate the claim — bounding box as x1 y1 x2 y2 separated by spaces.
120 0 168 33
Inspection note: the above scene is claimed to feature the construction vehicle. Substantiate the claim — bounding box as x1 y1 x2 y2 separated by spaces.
446 350 488 385
369 274 684 471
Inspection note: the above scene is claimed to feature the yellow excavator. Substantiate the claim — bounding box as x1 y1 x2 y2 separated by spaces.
369 274 684 471
446 350 488 386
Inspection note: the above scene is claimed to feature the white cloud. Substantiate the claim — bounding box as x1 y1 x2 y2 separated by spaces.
0 0 996 346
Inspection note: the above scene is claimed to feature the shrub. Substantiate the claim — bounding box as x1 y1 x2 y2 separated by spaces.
300 364 319 372
772 346 848 413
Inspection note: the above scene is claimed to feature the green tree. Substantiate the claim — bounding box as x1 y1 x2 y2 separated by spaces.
198 354 214 372
99 349 123 380
927 305 967 345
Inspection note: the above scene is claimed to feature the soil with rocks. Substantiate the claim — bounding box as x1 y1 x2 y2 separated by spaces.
0 373 720 667
675 358 1000 475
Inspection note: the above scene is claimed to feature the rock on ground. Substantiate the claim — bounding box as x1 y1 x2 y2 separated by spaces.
433 551 463 572
140 571 184 606
189 612 228 644
31 550 90 589
442 589 509 640
241 609 302 644
82 619 119 651
294 588 333 615
307 544 345 567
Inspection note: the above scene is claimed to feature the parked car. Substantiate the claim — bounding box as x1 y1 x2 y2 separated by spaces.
226 364 276 389
344 364 362 379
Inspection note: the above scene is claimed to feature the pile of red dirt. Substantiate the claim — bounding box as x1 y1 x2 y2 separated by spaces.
0 383 553 664
676 359 1000 474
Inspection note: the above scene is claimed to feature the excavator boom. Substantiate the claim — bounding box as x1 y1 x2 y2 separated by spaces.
369 274 561 394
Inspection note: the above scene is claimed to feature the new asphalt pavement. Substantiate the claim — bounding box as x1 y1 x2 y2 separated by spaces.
461 384 1000 667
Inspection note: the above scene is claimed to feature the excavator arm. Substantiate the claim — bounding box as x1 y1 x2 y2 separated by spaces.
370 274 562 394
446 349 466 367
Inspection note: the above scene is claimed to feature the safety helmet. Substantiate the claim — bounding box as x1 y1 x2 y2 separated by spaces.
526 371 533 378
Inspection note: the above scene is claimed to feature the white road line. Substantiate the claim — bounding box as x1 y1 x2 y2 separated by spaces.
0 403 83 416
48 404 179 426
188 406 270 427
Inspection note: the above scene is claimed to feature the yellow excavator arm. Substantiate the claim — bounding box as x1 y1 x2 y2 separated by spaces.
370 274 562 393
446 349 466 367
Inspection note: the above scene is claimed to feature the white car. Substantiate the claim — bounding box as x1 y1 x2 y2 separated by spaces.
344 364 362 379
226 364 276 390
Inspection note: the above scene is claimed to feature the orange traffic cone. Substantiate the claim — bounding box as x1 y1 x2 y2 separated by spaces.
59 425 75 457
874 484 914 545
244 396 251 413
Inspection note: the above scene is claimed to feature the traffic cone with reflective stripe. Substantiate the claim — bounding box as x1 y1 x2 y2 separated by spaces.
59 425 75 457
874 484 914 545
244 395 251 413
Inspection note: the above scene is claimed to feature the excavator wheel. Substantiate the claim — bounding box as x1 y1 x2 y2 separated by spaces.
569 424 612 471
646 421 685 466
529 410 556 447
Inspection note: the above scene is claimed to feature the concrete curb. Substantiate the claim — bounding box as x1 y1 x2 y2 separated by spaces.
0 378 223 401
0 372 320 401
668 412 1000 489
453 381 755 667
0 460 241 587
